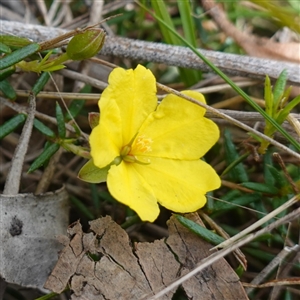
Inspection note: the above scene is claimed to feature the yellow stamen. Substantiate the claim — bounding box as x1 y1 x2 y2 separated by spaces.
133 134 153 153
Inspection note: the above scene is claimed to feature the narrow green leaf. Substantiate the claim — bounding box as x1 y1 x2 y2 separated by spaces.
241 182 279 194
223 129 248 182
0 79 17 100
150 1 200 86
55 102 66 138
176 215 225 246
267 165 287 189
33 118 56 138
78 159 110 183
213 193 261 212
65 99 85 122
264 75 273 117
244 248 275 262
235 265 245 278
0 66 15 81
0 114 26 139
0 35 32 48
178 0 197 46
41 64 66 72
276 95 300 124
0 42 11 54
251 233 274 243
272 69 287 112
221 151 249 178
263 150 275 186
177 0 201 84
90 184 101 211
0 43 40 70
28 142 60 173
280 85 292 108
34 292 59 300
32 72 50 95
151 0 179 45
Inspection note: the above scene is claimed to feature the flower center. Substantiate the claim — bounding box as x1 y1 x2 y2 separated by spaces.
120 134 152 164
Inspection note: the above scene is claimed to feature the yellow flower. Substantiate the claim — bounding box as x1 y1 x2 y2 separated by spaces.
79 65 221 222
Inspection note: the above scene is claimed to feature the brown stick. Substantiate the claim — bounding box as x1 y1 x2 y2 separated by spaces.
1 20 299 86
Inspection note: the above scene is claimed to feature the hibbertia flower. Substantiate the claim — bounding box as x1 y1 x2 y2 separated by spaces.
79 64 221 222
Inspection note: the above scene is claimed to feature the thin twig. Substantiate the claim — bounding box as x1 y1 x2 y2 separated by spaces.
57 69 108 90
246 245 300 295
3 93 36 195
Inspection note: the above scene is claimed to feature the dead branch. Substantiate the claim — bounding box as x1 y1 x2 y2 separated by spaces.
1 20 299 86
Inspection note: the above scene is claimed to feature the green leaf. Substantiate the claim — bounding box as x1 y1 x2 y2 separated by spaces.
34 292 59 300
32 72 50 95
0 79 17 100
28 142 60 173
213 193 261 212
176 215 225 246
41 64 66 72
263 150 275 186
33 118 56 138
150 0 200 86
177 0 202 84
178 0 197 47
241 182 279 194
276 95 300 124
90 184 101 211
78 159 110 183
151 0 180 45
65 99 85 122
223 129 248 182
0 42 12 54
280 85 292 108
235 264 245 278
264 75 273 117
0 66 16 81
272 69 287 112
0 35 32 48
0 43 40 70
267 165 287 189
55 102 66 138
0 114 26 139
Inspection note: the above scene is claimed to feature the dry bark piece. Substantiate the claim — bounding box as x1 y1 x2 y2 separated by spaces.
0 186 69 290
135 240 180 300
167 213 248 299
45 215 248 299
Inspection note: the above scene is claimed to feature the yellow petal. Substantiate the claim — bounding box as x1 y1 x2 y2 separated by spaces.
107 162 160 222
90 99 122 168
133 157 221 213
132 91 219 159
99 65 157 145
